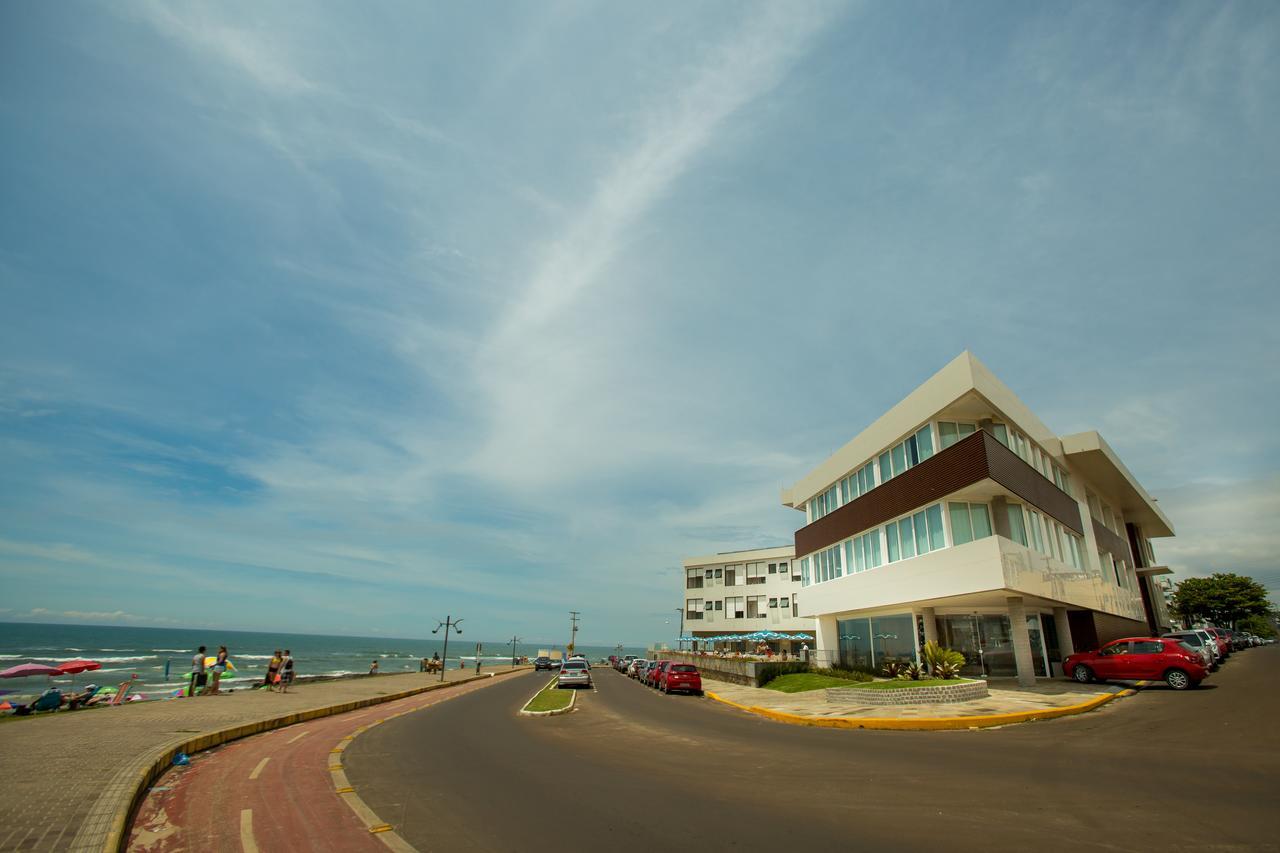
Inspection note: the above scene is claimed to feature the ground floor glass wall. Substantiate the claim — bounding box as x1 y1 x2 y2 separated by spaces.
837 613 916 671
936 613 1051 678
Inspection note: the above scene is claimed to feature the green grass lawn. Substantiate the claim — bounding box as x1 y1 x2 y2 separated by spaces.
763 673 876 693
522 678 576 712
843 678 975 690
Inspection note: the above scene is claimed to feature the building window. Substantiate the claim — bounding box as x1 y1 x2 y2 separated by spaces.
937 420 976 450
877 425 935 484
780 596 789 609
686 599 703 619
948 502 993 546
768 598 778 608
714 567 722 579
714 600 723 611
800 557 810 587
840 461 878 505
991 423 1009 447
705 568 714 579
1006 504 1029 547
768 563 777 574
885 504 945 563
746 595 767 618
686 572 704 589
746 563 767 584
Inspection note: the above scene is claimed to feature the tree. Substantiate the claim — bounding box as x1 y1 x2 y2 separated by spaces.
1237 614 1277 639
1171 573 1272 627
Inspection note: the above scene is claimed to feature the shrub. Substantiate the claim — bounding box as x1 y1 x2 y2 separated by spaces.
881 660 907 678
755 661 811 687
898 662 924 681
922 641 965 678
808 667 873 683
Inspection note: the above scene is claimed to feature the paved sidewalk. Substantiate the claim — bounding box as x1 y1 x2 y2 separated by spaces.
0 667 526 852
707 677 1123 720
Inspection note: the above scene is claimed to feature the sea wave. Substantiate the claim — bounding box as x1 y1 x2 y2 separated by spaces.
0 654 23 660
152 649 189 653
93 656 155 663
234 655 275 661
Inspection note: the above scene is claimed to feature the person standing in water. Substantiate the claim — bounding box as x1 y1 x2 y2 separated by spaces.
368 660 379 675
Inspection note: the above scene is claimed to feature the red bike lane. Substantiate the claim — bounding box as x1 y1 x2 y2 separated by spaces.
128 673 528 852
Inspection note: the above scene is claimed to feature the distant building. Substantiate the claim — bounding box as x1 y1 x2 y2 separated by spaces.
682 546 814 649
781 352 1175 686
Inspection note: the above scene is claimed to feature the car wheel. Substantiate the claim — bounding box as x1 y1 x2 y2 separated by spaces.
1072 664 1094 684
1164 668 1192 691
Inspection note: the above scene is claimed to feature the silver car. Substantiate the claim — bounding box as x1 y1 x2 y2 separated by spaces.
557 660 592 689
1164 631 1217 670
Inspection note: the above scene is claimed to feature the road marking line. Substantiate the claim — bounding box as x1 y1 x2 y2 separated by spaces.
286 730 311 744
239 809 258 853
248 758 270 780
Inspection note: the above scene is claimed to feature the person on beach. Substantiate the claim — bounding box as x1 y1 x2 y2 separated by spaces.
265 650 282 690
279 650 294 693
206 646 229 695
369 660 379 675
190 646 207 698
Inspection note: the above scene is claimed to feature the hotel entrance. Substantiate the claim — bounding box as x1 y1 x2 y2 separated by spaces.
938 613 1050 678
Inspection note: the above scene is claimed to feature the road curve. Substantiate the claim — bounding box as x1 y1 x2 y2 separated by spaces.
345 649 1280 852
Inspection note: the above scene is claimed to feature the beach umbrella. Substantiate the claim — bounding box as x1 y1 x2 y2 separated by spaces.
57 660 101 675
0 663 63 679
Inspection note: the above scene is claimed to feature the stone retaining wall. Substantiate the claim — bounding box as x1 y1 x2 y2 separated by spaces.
826 679 988 705
648 651 808 686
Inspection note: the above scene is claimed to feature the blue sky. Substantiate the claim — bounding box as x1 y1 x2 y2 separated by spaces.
2 2 1278 645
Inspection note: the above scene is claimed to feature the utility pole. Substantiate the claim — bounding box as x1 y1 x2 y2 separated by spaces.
676 607 685 652
568 611 580 655
509 635 521 668
432 615 463 683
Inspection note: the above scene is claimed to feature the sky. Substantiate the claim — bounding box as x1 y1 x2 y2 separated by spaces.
2 1 1278 646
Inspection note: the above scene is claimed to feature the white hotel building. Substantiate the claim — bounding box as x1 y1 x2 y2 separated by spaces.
781 352 1175 686
682 546 814 646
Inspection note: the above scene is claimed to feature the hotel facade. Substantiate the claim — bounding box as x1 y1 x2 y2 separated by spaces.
782 352 1175 686
682 546 813 646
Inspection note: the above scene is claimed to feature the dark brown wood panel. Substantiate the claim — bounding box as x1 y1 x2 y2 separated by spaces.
794 430 990 558
1093 519 1134 563
793 429 1084 558
984 433 1084 534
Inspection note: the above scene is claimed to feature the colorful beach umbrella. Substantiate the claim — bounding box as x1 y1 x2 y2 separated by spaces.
57 660 101 675
0 663 63 679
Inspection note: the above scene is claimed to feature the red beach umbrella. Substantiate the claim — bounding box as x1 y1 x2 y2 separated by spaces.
0 663 64 679
57 660 102 675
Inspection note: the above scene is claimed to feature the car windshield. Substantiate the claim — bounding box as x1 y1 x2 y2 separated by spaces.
562 662 586 670
672 665 697 673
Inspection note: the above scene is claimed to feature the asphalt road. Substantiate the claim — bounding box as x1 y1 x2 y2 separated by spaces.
344 647 1280 853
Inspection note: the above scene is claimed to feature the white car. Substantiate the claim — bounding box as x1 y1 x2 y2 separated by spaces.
557 660 592 689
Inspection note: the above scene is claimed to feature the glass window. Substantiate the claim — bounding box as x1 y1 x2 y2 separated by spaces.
1007 505 1028 547
844 540 855 574
899 516 916 559
885 521 900 562
871 614 916 666
938 421 958 449
866 530 882 568
878 451 892 482
991 423 1009 447
780 596 788 608
831 545 842 578
905 434 919 467
958 422 975 437
768 598 777 608
916 425 934 461
949 502 974 545
768 563 776 574
714 567 723 578
1099 641 1128 656
925 505 944 550
800 557 809 586
837 618 872 671
1132 641 1163 654
972 504 992 539
891 443 907 477
912 511 928 554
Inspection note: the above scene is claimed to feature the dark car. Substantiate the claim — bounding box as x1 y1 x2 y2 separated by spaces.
1065 637 1208 690
657 663 703 696
534 656 558 671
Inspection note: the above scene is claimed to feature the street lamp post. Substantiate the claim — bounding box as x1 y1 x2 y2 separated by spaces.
675 607 685 651
432 615 463 683
509 635 521 669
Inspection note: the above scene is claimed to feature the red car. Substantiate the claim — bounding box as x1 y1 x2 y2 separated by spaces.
657 663 702 696
1202 628 1230 660
1065 637 1208 690
645 660 670 688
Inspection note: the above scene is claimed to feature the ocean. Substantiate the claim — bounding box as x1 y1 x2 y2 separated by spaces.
0 622 645 701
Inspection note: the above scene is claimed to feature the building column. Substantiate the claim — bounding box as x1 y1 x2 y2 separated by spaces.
814 614 839 668
1006 596 1037 688
991 496 1011 539
920 607 938 645
1053 607 1075 659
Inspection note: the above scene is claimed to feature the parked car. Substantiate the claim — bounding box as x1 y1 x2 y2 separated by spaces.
534 656 557 671
557 659 593 689
1065 637 1208 690
627 659 646 679
1201 628 1231 661
1163 632 1217 671
657 663 703 695
647 661 670 688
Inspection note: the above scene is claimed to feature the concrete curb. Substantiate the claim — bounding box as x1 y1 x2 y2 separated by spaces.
103 668 530 852
704 686 1133 731
519 676 578 716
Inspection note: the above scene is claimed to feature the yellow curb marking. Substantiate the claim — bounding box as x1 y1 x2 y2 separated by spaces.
329 748 345 754
248 758 270 780
239 809 259 853
286 730 311 744
335 786 354 794
370 824 393 833
704 687 1131 731
328 765 343 771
